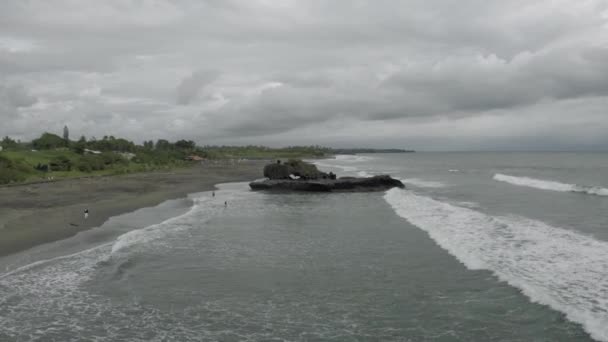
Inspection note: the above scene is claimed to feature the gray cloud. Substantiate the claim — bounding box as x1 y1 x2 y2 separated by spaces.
1 84 37 108
1 0 608 149
381 45 608 115
176 70 219 105
0 84 37 122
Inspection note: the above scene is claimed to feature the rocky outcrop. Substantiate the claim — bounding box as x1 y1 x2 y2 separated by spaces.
263 163 291 180
249 175 405 192
263 159 328 180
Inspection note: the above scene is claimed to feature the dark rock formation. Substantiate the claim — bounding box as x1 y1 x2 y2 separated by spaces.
263 159 328 180
263 163 290 180
250 175 405 192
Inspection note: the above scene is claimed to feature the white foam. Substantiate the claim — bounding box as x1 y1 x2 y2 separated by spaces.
0 185 254 341
333 154 373 163
0 239 111 340
312 155 373 174
385 188 608 341
401 178 446 188
0 243 110 280
313 161 357 173
357 171 372 177
110 194 218 254
494 173 608 196
456 201 480 209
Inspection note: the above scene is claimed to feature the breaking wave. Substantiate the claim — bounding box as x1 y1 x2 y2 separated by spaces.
0 187 247 341
333 155 373 163
357 171 372 177
494 174 608 196
313 161 357 172
110 207 195 255
312 155 374 174
401 178 446 188
110 191 232 255
384 188 608 342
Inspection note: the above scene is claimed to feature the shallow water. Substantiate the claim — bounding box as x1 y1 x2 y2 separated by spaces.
1 152 607 341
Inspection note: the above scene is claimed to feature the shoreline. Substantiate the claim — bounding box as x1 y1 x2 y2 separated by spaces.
0 161 265 257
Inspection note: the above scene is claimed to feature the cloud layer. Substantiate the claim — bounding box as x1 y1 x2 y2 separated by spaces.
1 0 608 150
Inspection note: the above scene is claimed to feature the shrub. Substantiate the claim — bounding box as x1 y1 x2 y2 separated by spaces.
49 155 72 171
0 155 31 184
76 155 105 172
99 152 127 166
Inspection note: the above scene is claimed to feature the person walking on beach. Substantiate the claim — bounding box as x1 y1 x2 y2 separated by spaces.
84 208 89 220
224 201 227 207
212 191 215 197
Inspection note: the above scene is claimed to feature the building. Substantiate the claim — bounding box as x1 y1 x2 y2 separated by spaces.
185 155 204 161
118 152 136 160
83 148 102 155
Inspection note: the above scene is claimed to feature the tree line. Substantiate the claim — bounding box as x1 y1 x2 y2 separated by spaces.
0 129 331 184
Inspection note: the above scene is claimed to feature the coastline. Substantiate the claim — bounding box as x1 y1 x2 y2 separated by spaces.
0 160 265 257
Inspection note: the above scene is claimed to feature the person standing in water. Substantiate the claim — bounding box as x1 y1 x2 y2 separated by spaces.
224 201 227 207
84 208 89 220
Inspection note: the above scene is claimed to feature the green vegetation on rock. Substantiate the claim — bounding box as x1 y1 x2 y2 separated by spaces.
263 159 327 180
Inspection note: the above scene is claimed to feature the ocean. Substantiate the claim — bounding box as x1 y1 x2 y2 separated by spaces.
1 152 607 341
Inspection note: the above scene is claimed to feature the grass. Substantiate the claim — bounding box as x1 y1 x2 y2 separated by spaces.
2 149 78 165
2 149 80 182
0 145 328 185
0 149 192 185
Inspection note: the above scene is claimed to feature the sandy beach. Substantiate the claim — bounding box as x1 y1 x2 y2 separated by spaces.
0 161 265 257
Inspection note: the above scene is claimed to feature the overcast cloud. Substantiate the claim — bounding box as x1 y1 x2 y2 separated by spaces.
1 0 607 150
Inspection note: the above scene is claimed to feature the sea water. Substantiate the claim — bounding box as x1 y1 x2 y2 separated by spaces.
1 152 607 341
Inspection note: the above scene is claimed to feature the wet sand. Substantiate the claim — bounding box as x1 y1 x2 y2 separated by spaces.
0 161 264 257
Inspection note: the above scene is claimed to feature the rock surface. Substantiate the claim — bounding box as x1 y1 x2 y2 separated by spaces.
249 175 405 192
263 159 328 180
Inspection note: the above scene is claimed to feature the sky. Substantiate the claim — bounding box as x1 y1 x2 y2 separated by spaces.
1 0 608 151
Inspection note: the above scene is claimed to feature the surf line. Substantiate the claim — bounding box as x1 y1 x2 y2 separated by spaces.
384 188 608 342
494 173 608 196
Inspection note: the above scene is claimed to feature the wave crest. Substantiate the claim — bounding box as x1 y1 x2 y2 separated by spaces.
494 174 608 196
333 155 373 162
401 178 446 188
110 194 216 255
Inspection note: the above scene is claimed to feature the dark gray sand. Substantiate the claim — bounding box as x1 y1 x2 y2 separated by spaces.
0 161 264 257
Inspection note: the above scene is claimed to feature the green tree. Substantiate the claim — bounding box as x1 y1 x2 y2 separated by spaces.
155 139 171 150
142 140 154 150
175 139 195 150
32 132 67 150
1 136 18 149
49 155 72 171
73 135 87 154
